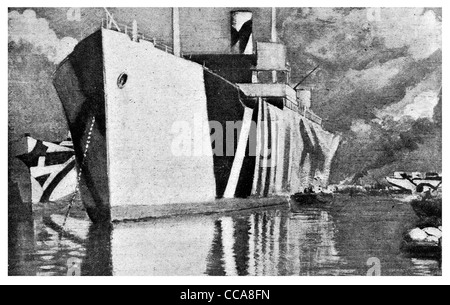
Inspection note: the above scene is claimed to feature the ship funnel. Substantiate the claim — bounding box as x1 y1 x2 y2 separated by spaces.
231 11 253 54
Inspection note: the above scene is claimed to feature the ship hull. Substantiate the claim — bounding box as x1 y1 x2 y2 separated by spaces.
386 177 442 192
16 136 77 204
54 29 340 223
53 30 110 222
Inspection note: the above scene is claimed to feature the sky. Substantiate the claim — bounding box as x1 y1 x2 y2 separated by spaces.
8 7 442 184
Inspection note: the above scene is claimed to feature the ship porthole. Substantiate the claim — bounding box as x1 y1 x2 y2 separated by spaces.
117 73 128 89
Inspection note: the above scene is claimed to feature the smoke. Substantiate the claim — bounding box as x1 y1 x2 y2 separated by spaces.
281 8 441 66
341 71 442 184
9 9 78 64
350 120 372 138
376 70 441 123
279 7 441 184
345 58 407 91
374 8 442 60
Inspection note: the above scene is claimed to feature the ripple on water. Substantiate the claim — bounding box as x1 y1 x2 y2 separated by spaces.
39 265 56 271
37 272 58 276
36 250 57 255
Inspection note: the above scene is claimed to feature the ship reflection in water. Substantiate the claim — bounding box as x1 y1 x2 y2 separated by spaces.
206 210 341 276
9 197 442 276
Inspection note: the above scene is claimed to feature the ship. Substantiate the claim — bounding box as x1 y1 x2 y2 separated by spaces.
16 134 77 203
386 172 442 193
52 8 341 223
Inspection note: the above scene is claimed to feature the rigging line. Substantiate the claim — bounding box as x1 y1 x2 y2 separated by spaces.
103 7 121 31
62 115 96 228
293 65 320 90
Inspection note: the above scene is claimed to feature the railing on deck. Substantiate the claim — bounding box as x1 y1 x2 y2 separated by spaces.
299 106 323 126
307 111 323 126
102 14 176 55
284 99 299 113
281 100 323 126
281 92 323 126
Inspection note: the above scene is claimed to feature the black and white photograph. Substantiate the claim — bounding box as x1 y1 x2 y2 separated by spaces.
6 3 445 282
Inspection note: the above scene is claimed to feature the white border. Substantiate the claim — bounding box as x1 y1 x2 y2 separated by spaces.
2 0 448 285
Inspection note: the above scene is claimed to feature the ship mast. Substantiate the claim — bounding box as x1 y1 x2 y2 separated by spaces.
271 7 278 83
271 7 277 43
103 7 121 32
173 7 181 57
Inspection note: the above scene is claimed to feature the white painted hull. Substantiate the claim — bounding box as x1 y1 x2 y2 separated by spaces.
386 177 442 192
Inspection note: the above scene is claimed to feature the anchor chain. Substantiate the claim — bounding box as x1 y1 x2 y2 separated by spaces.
63 116 96 227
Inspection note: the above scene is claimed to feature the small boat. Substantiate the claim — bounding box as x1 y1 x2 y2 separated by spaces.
289 191 334 212
290 193 319 205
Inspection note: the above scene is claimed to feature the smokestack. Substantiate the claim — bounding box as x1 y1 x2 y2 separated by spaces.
231 11 253 54
271 7 277 43
173 7 181 56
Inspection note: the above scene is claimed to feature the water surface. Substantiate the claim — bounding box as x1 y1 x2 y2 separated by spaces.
8 196 442 276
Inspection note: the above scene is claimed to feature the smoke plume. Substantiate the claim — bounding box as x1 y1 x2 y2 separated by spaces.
279 7 442 184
